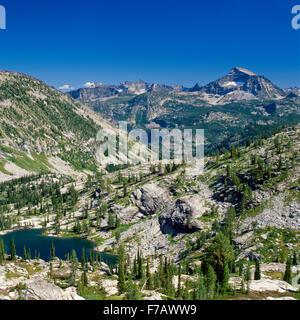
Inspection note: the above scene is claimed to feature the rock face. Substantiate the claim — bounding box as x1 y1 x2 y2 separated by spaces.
132 183 171 216
159 196 205 235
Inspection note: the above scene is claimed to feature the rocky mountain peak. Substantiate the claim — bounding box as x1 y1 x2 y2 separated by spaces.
192 67 286 100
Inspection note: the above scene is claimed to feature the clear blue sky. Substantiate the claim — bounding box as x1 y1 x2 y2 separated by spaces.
0 0 299 89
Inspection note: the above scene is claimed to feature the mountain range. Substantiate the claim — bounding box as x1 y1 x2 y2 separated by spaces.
68 67 300 153
68 67 290 102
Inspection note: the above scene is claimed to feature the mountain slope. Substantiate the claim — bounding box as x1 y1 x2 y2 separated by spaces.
0 70 122 180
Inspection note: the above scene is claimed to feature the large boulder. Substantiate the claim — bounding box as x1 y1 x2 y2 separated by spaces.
132 183 171 216
24 278 85 300
159 195 205 235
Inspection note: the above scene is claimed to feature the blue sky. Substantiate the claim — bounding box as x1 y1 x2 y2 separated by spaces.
0 0 299 89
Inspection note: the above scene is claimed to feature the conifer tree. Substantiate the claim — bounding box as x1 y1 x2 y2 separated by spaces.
90 249 95 270
10 238 16 261
254 260 261 280
292 251 298 266
244 264 251 293
0 239 4 264
81 267 88 287
50 241 55 261
70 250 78 285
284 258 292 284
81 248 86 269
176 264 182 298
23 246 27 261
205 264 217 299
220 262 230 293
118 245 126 294
146 256 152 290
196 272 206 300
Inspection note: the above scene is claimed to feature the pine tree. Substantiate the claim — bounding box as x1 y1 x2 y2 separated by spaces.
23 246 27 261
70 250 78 285
90 249 95 270
10 238 16 261
50 241 55 261
146 256 152 290
81 248 86 269
205 264 217 299
118 245 126 294
284 258 292 284
254 260 261 280
220 262 230 293
176 264 182 298
244 264 251 293
81 267 88 287
137 249 144 280
0 239 4 264
196 272 206 300
292 251 298 266
125 276 141 300
108 212 115 229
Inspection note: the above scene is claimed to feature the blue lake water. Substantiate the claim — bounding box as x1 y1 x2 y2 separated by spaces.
0 229 117 266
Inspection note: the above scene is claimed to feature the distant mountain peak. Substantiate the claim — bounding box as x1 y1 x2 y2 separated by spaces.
192 67 285 100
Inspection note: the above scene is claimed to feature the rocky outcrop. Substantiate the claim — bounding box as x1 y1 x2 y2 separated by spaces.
241 194 300 232
111 204 142 224
132 183 171 216
24 278 84 300
229 277 298 293
101 279 118 296
159 195 206 235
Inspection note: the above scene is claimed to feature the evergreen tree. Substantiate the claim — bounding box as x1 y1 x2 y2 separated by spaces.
137 249 144 280
254 260 261 280
220 262 230 293
244 264 251 293
50 241 55 261
146 256 152 290
292 251 298 266
81 267 88 287
176 264 182 298
70 250 78 285
202 233 234 286
90 249 95 270
196 272 206 300
284 258 292 284
81 248 86 269
125 276 141 300
205 264 217 299
238 261 244 276
108 212 115 229
117 245 126 294
23 246 27 261
10 238 16 261
0 239 4 264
